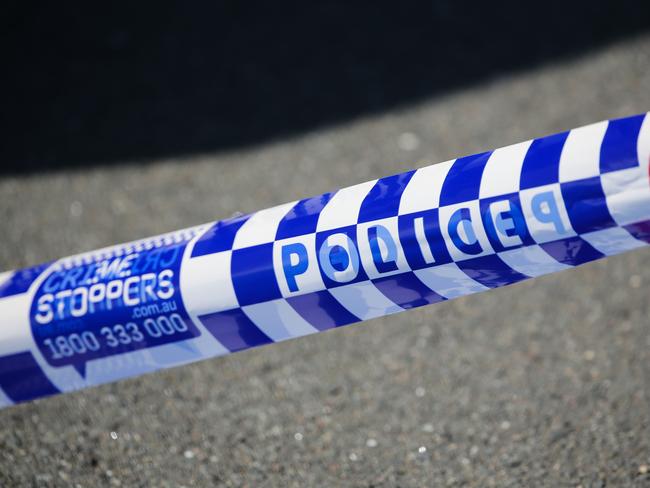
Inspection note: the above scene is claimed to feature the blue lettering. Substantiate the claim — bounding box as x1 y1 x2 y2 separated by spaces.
484 200 526 248
328 245 349 271
531 191 566 234
318 234 360 283
281 243 309 292
368 225 399 273
42 271 64 293
59 267 84 290
448 208 483 255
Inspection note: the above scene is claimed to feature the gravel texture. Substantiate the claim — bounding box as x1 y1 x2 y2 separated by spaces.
1 32 650 487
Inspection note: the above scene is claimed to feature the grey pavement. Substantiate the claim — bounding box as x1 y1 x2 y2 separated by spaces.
1 34 649 487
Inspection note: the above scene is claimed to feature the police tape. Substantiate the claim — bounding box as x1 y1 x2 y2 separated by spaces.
0 113 649 408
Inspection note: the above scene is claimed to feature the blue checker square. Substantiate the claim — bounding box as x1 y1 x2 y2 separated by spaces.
286 290 359 330
439 151 491 206
358 171 415 223
372 272 445 309
624 220 650 244
231 243 282 306
192 214 250 257
600 114 645 173
540 236 604 266
0 351 60 403
275 192 335 240
0 262 52 299
519 131 568 190
456 254 529 289
199 308 273 352
479 193 535 253
560 176 616 234
397 209 452 270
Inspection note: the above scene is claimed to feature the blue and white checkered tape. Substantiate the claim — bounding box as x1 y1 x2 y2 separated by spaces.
0 113 649 407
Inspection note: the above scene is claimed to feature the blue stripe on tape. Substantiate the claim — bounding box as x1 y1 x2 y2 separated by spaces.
456 254 529 288
479 193 536 253
0 352 60 403
192 214 250 257
358 171 415 223
231 243 282 305
540 237 604 266
199 308 273 352
439 152 492 206
398 210 453 270
0 263 51 299
624 220 650 244
372 272 446 309
519 131 568 190
561 176 617 234
600 114 645 173
276 193 335 239
287 290 359 330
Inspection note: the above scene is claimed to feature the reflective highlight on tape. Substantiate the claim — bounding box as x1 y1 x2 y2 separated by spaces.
1 113 649 407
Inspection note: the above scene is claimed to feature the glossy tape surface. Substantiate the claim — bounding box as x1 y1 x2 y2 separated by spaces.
1 113 649 407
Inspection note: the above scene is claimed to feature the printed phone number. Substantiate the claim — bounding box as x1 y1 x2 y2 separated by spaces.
41 313 189 360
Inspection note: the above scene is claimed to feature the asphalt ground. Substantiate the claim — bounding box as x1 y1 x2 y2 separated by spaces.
1 33 650 487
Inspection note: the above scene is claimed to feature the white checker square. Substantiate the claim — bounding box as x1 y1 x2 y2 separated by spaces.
580 227 646 256
273 233 325 297
328 281 403 320
413 262 489 299
181 251 239 316
398 160 454 215
601 166 650 226
233 201 298 249
316 180 377 231
242 299 319 341
479 140 532 198
497 245 570 278
519 183 575 243
559 120 608 182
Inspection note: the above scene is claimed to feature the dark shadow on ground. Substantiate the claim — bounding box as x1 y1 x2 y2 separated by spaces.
2 1 649 175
